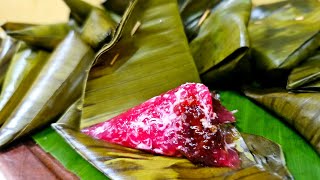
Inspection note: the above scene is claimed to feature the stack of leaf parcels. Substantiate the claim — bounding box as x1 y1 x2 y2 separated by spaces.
0 0 319 179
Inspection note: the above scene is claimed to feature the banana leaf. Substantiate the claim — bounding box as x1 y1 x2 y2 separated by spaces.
2 22 35 32
0 31 95 148
244 88 320 154
102 0 131 15
80 8 116 50
83 0 200 127
287 51 320 91
0 49 50 124
189 0 251 88
6 23 70 50
0 37 19 88
251 0 320 21
178 0 221 40
63 0 96 24
249 1 320 85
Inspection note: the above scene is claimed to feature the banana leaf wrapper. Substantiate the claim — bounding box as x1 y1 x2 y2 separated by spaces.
0 48 50 124
244 88 320 154
189 0 252 88
1 22 35 32
63 0 98 24
51 0 292 179
287 51 320 92
251 0 320 21
0 37 19 88
102 0 132 15
178 0 221 40
249 1 320 86
6 23 71 50
80 8 116 50
0 31 95 148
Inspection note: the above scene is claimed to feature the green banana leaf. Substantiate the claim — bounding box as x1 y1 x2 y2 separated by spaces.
244 88 320 154
2 22 35 32
63 0 97 24
189 0 251 88
249 1 320 85
0 48 49 124
80 8 116 50
83 0 200 128
0 31 95 148
34 91 320 179
102 0 131 15
287 51 320 91
179 0 221 40
0 37 19 88
6 23 70 50
251 0 320 21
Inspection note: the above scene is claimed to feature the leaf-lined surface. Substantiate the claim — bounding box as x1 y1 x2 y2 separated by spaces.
0 32 95 148
287 51 320 91
220 91 320 180
81 0 200 128
0 49 49 124
249 1 320 84
6 23 71 50
189 0 251 87
244 88 320 154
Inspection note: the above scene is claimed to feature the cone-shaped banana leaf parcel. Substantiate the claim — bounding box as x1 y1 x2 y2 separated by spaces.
189 0 252 87
287 51 320 91
249 0 320 85
0 31 95 147
49 0 291 179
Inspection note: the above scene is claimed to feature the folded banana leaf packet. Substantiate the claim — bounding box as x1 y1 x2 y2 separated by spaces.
189 0 252 88
0 0 319 179
287 50 320 91
249 0 320 86
244 88 320 154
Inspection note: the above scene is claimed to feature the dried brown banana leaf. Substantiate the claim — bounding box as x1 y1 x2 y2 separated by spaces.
0 49 50 124
80 8 116 50
178 0 221 40
6 23 70 50
0 37 19 88
244 88 320 154
189 0 251 88
249 1 320 85
0 31 95 148
287 51 320 91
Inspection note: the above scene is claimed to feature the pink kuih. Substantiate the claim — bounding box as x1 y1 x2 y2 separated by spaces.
82 83 240 168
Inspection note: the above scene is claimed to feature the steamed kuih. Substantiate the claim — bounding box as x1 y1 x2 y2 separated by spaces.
83 83 240 168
